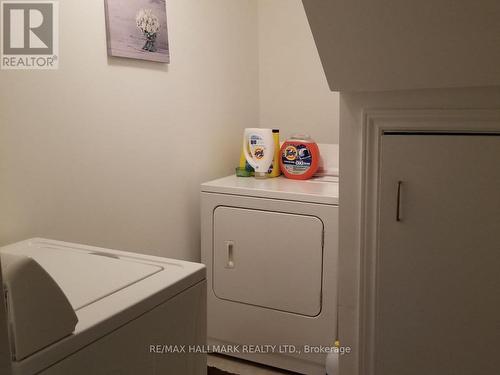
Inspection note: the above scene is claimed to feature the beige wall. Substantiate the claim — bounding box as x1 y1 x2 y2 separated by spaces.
0 0 259 261
258 0 339 143
0 0 338 262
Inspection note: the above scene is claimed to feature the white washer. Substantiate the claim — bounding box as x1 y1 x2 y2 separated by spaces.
201 175 339 375
0 238 206 375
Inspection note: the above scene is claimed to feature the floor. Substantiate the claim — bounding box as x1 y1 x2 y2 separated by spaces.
208 354 299 375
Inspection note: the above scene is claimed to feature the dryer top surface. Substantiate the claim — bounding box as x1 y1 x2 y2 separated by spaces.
201 175 339 205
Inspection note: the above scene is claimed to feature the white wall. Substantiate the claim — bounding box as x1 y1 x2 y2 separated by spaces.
258 0 339 143
0 0 259 261
0 0 338 262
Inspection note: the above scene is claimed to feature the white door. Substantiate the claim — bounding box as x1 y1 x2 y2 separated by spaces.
213 206 324 317
375 133 500 375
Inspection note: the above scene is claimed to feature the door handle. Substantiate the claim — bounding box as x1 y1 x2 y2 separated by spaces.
225 241 235 269
396 181 403 222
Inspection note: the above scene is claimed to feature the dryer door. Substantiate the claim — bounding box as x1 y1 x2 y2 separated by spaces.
213 206 324 317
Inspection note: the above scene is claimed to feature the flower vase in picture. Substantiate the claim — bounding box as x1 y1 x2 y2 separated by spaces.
136 9 160 53
143 32 157 52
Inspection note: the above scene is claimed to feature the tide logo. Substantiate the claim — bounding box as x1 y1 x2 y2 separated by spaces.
254 147 265 159
284 145 297 161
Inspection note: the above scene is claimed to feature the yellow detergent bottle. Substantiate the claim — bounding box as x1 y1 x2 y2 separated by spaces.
267 129 281 177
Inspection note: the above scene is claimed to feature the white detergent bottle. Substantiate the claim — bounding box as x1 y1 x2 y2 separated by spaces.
243 128 275 179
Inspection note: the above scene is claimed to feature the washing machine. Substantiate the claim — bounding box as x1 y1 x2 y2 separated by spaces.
0 238 206 375
201 175 339 375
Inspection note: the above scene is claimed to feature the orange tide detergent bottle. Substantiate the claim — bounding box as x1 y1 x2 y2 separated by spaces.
280 134 320 180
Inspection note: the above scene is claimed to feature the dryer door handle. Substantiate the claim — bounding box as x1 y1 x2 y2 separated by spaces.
225 241 235 269
396 180 403 222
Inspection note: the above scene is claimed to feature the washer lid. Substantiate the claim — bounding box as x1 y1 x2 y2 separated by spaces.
1 242 162 311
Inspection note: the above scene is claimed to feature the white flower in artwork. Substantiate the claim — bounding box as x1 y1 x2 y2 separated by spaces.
136 9 160 34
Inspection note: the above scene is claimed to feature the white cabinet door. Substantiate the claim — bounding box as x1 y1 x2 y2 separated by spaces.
213 206 324 317
376 134 500 375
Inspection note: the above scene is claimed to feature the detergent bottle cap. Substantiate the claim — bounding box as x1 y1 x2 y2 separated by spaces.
289 134 314 143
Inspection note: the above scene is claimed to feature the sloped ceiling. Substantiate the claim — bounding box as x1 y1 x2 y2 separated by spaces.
303 0 500 91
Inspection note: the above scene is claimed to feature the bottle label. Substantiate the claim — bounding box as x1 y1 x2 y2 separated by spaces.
281 143 313 175
250 134 266 159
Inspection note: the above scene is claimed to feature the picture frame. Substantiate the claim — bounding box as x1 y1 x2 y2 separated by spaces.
104 0 169 63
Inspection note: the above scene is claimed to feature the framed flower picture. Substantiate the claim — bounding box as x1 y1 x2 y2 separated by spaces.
104 0 169 63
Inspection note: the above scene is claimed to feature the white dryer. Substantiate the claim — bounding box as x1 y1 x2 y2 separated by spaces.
201 175 339 375
0 238 206 375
